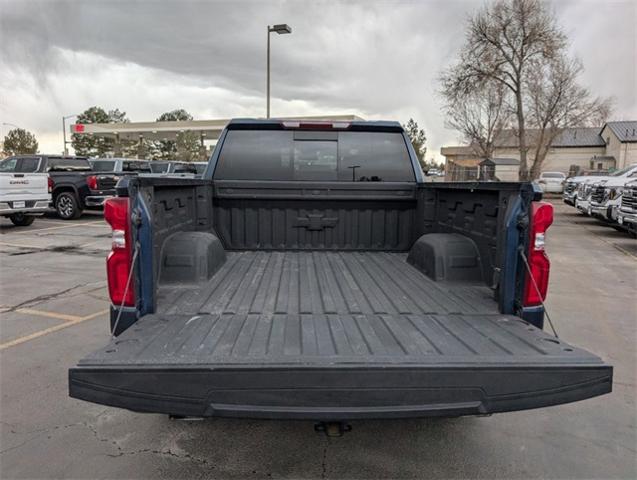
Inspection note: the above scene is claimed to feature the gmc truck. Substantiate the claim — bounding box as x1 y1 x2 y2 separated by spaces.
69 119 612 424
1 154 96 219
0 162 51 226
617 179 637 234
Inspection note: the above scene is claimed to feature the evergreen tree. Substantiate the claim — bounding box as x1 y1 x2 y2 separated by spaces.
403 119 427 170
153 109 201 161
3 128 38 155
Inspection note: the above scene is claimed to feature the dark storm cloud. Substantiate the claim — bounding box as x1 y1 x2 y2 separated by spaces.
0 0 471 104
0 0 635 156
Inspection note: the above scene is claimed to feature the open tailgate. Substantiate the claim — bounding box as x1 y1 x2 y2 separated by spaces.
69 312 612 420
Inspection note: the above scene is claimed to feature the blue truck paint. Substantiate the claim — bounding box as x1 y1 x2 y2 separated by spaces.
133 192 154 316
500 195 523 314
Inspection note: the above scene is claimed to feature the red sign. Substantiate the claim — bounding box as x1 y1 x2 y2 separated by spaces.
72 124 85 133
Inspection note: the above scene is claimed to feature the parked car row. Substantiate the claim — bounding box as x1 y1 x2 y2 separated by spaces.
562 163 637 235
0 155 207 225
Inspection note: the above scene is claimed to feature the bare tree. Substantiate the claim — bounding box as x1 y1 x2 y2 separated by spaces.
441 0 566 179
443 80 512 160
526 56 612 178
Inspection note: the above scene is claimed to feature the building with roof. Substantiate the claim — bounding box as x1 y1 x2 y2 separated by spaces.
479 157 520 181
441 121 637 179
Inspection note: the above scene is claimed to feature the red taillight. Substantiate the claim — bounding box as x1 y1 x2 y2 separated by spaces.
87 175 98 190
104 197 135 307
523 201 554 307
47 176 54 193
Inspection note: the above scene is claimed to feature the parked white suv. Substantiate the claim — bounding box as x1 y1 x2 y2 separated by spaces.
0 158 51 226
537 171 566 193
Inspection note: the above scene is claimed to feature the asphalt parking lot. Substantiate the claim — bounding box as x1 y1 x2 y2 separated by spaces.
1 202 635 479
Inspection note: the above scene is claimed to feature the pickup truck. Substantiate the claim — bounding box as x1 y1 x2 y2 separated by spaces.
617 179 637 234
588 166 637 222
69 119 612 423
149 161 200 175
87 158 154 208
1 154 97 219
570 164 637 216
0 158 51 226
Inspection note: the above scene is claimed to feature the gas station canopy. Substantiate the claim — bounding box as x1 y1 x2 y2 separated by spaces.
70 115 364 142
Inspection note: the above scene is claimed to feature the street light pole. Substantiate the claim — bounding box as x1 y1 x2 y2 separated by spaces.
267 27 270 119
266 24 292 119
62 114 78 156
1 123 21 141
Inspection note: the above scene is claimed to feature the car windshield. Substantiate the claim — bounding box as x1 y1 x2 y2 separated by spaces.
90 160 116 172
610 165 637 177
541 172 564 178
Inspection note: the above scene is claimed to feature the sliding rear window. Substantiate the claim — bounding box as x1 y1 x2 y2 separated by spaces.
48 158 92 171
214 130 414 182
122 161 151 173
90 160 116 172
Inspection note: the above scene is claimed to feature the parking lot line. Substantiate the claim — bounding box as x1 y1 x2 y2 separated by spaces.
0 241 44 249
3 220 106 234
16 308 83 322
0 308 109 351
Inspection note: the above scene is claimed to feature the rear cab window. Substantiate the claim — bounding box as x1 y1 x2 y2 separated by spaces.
0 157 40 172
0 157 18 172
122 161 151 173
150 162 170 173
48 158 92 171
213 128 415 182
90 160 116 172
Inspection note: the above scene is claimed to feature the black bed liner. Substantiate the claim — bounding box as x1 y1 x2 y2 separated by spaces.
158 251 498 317
70 251 612 419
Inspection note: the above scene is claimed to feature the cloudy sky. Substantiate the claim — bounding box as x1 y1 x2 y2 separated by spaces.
1 0 635 160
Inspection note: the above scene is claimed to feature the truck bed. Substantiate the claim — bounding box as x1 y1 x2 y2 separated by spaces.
158 251 498 318
70 251 611 419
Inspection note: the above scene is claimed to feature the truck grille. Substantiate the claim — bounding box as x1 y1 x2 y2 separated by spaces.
590 186 605 205
564 182 577 194
621 187 637 212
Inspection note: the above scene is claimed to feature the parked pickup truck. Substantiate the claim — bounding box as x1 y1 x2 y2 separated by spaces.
617 179 637 234
1 154 98 219
87 158 154 208
69 119 612 423
589 167 637 222
0 158 51 226
149 161 200 175
573 164 637 216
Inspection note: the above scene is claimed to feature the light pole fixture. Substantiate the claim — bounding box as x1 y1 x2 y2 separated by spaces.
62 114 78 156
267 23 292 119
1 123 21 141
